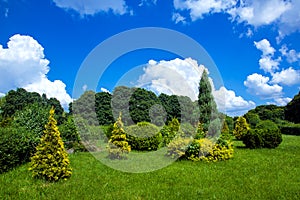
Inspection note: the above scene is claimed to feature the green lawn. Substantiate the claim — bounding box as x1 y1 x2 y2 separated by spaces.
1 135 299 200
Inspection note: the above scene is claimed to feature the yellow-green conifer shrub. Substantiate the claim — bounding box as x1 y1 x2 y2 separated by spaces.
233 116 249 140
29 107 72 181
107 113 131 159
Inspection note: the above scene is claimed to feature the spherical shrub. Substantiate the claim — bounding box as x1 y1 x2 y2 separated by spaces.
125 122 162 151
242 120 282 149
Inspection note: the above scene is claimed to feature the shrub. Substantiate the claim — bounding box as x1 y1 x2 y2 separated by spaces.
126 122 162 151
194 122 206 139
166 137 192 159
101 124 114 141
160 118 181 146
186 138 214 161
204 143 234 162
107 113 131 159
180 123 196 138
0 127 34 173
59 116 81 150
29 108 72 181
186 139 234 162
280 123 300 136
242 120 282 149
233 116 249 140
244 112 261 128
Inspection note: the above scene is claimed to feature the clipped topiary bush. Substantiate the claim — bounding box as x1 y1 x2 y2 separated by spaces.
29 108 72 181
280 123 300 136
242 120 282 149
126 122 162 151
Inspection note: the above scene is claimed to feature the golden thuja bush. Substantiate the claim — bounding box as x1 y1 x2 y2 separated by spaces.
166 137 192 159
29 108 72 181
107 113 131 159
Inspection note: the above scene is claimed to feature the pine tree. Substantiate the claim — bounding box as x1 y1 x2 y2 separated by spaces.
233 116 249 140
107 113 131 159
29 107 72 181
198 70 217 131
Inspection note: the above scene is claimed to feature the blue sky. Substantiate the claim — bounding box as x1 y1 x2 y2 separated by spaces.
0 0 300 116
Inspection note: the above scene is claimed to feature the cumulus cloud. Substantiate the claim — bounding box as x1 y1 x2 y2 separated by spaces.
52 0 128 16
258 56 280 74
267 97 292 106
173 0 300 37
0 34 72 109
213 86 255 116
279 45 300 63
137 57 254 115
174 0 236 20
244 73 282 99
254 39 281 74
254 39 275 56
172 12 187 24
271 67 300 86
229 0 291 26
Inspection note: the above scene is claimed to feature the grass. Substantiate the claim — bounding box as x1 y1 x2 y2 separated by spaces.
1 135 299 200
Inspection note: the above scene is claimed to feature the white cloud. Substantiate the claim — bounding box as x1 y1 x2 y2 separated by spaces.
137 57 205 101
100 87 111 93
25 78 72 109
213 86 255 116
52 0 128 16
279 45 300 63
278 0 300 37
0 92 4 97
174 0 236 20
244 73 282 99
0 34 72 109
267 97 292 106
172 12 186 24
258 56 280 74
229 0 291 27
254 39 280 74
174 0 300 37
254 39 275 56
138 57 255 116
139 0 157 7
271 67 300 86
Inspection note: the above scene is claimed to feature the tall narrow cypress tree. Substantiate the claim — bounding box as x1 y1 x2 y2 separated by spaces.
198 70 217 130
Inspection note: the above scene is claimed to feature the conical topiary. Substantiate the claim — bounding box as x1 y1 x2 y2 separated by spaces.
29 107 72 181
107 113 131 159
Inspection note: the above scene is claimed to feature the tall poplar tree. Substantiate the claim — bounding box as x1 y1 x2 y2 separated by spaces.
198 70 217 130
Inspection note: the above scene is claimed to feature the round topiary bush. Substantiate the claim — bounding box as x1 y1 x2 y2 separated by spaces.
242 120 282 149
125 122 162 151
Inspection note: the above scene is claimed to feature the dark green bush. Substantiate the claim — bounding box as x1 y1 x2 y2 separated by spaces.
280 123 300 136
101 124 114 141
125 122 162 151
59 116 80 149
0 127 34 173
242 120 282 149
